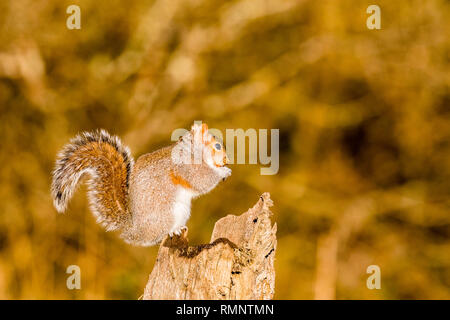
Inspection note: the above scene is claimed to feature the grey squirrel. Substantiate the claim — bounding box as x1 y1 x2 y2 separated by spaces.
51 122 231 246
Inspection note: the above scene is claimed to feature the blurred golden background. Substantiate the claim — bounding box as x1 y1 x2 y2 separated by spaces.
0 0 449 299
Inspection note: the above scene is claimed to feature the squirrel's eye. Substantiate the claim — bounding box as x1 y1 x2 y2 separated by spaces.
214 143 221 150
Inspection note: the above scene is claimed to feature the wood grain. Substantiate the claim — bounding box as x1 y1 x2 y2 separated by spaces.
143 193 277 300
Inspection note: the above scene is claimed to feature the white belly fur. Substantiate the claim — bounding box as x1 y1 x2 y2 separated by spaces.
170 187 195 234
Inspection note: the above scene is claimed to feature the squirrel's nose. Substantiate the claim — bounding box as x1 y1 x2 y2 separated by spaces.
223 153 230 165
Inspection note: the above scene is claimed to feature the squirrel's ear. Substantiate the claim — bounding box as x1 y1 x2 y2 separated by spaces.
191 123 212 143
201 123 208 134
191 122 203 144
201 123 212 143
191 122 202 133
191 122 211 144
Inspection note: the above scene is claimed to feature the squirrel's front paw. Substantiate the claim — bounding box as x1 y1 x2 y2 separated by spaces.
169 226 188 237
219 166 232 179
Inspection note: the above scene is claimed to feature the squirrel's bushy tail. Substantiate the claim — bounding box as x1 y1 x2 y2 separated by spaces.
51 129 134 231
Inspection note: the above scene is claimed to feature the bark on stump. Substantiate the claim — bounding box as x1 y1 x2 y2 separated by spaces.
143 193 277 299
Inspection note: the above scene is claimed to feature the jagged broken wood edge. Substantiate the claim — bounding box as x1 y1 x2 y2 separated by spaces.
143 192 277 300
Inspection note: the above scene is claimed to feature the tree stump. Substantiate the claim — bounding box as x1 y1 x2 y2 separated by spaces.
143 193 277 300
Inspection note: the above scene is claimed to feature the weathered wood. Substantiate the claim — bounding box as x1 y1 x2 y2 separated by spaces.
143 193 277 300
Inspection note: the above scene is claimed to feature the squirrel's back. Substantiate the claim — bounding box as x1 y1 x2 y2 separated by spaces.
51 129 134 231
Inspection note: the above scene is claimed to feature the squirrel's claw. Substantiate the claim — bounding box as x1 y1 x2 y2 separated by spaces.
169 226 188 238
180 226 188 238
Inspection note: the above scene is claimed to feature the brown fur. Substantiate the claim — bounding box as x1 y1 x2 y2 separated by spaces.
170 170 193 189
